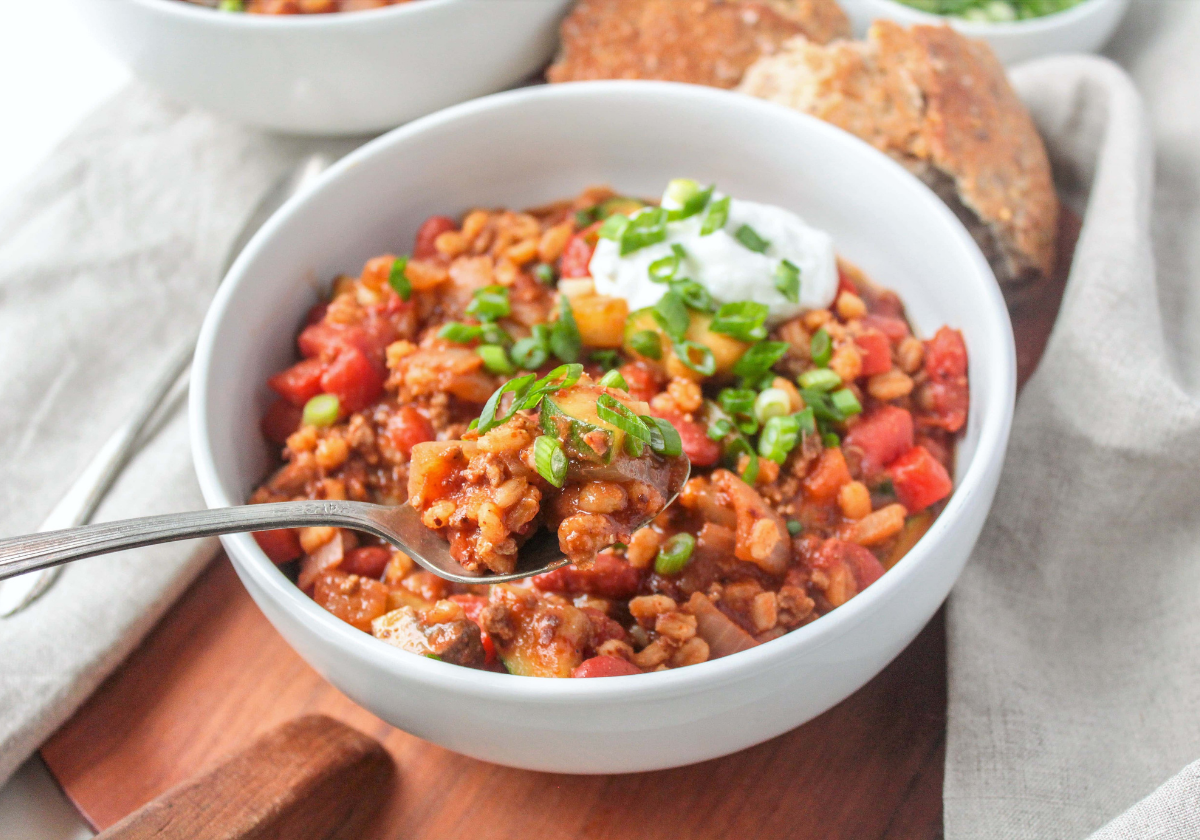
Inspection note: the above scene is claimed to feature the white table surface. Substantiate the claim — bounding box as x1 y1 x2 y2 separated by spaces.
0 2 129 836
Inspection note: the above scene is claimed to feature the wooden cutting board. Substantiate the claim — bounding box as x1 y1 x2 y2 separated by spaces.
41 211 1080 840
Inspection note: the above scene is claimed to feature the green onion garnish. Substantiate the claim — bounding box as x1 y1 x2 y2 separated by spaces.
479 322 511 346
598 214 630 242
734 224 771 254
732 340 789 379
218 0 244 10
516 363 584 410
830 388 862 417
654 533 696 576
710 301 768 342
599 369 628 390
774 259 800 303
466 285 510 322
800 388 844 424
596 395 652 442
759 414 802 464
754 388 791 425
706 417 734 440
388 256 412 301
669 279 715 313
477 345 514 375
438 322 482 344
302 394 339 427
574 207 597 229
532 262 556 285
511 324 550 370
533 436 568 488
810 328 832 367
648 252 680 283
823 431 841 448
664 179 714 221
642 415 683 458
652 290 690 341
700 196 730 236
590 349 620 370
624 435 645 458
787 519 803 536
476 373 537 434
673 340 716 377
629 329 663 360
726 435 760 485
549 296 581 362
718 388 758 434
798 368 842 391
620 208 669 255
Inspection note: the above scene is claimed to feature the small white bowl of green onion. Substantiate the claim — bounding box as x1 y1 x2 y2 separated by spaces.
846 0 1130 64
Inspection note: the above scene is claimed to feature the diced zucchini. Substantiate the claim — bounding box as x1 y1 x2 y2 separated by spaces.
489 586 590 678
598 196 646 219
623 307 751 378
541 387 624 464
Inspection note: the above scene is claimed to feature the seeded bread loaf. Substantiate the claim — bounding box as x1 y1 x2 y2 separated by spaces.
547 0 851 89
739 20 1058 290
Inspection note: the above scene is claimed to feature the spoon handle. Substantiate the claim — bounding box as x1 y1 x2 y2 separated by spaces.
0 500 390 581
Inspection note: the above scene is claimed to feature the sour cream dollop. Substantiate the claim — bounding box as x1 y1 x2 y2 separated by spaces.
589 183 839 326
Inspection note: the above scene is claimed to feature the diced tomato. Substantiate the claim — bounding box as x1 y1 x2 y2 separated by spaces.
650 409 720 468
532 552 643 599
558 233 595 279
888 446 953 512
924 326 968 379
572 655 642 678
861 314 910 343
618 362 662 403
267 358 326 406
815 539 884 590
803 447 853 501
837 266 858 296
261 398 303 445
298 321 366 360
321 346 385 414
449 594 496 666
342 546 392 579
254 528 302 564
414 215 457 259
843 406 914 479
855 329 893 377
386 406 436 458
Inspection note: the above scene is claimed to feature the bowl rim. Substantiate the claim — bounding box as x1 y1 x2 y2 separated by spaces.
866 0 1123 33
190 80 1015 702
131 0 463 27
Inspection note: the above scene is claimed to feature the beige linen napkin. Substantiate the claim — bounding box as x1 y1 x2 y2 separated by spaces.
945 2 1200 838
0 89 350 787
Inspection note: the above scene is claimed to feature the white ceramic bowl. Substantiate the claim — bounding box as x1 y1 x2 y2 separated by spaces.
190 81 1015 773
70 0 572 135
842 0 1130 64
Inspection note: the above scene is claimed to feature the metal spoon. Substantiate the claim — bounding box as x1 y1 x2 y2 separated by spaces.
0 154 333 617
0 457 691 586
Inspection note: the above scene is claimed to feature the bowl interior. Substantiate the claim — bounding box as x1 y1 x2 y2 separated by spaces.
192 82 1013 681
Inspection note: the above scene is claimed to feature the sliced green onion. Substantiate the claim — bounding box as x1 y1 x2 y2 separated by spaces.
477 345 514 375
706 417 734 440
664 179 714 221
534 436 568 488
218 0 244 11
465 284 509 322
532 262 556 285
774 259 800 303
732 340 789 379
787 519 803 536
754 388 791 424
511 325 550 370
811 328 832 367
590 349 620 370
388 256 412 301
673 340 716 377
669 279 715 313
654 533 696 575
726 435 760 485
734 225 771 254
652 290 690 341
596 394 652 442
710 301 768 342
599 369 628 390
549 296 581 362
517 363 584 410
479 322 511 346
648 252 681 283
574 208 597 229
620 208 669 256
823 431 841 448
700 196 730 236
798 368 842 391
796 407 817 435
799 388 845 424
598 213 630 242
438 322 482 344
629 329 663 360
302 394 339 427
642 415 683 458
718 388 757 434
830 388 863 417
624 435 645 458
476 373 537 434
759 414 802 464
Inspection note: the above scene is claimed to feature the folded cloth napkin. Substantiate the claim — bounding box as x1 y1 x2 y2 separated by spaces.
945 2 1200 839
0 89 352 788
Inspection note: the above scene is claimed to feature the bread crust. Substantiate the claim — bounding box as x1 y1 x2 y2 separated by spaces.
740 20 1058 288
547 0 850 89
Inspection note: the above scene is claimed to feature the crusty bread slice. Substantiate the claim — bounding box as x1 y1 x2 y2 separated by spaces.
547 0 851 89
739 21 1058 291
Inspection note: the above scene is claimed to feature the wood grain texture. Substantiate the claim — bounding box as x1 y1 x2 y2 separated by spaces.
44 209 1079 840
95 716 392 840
